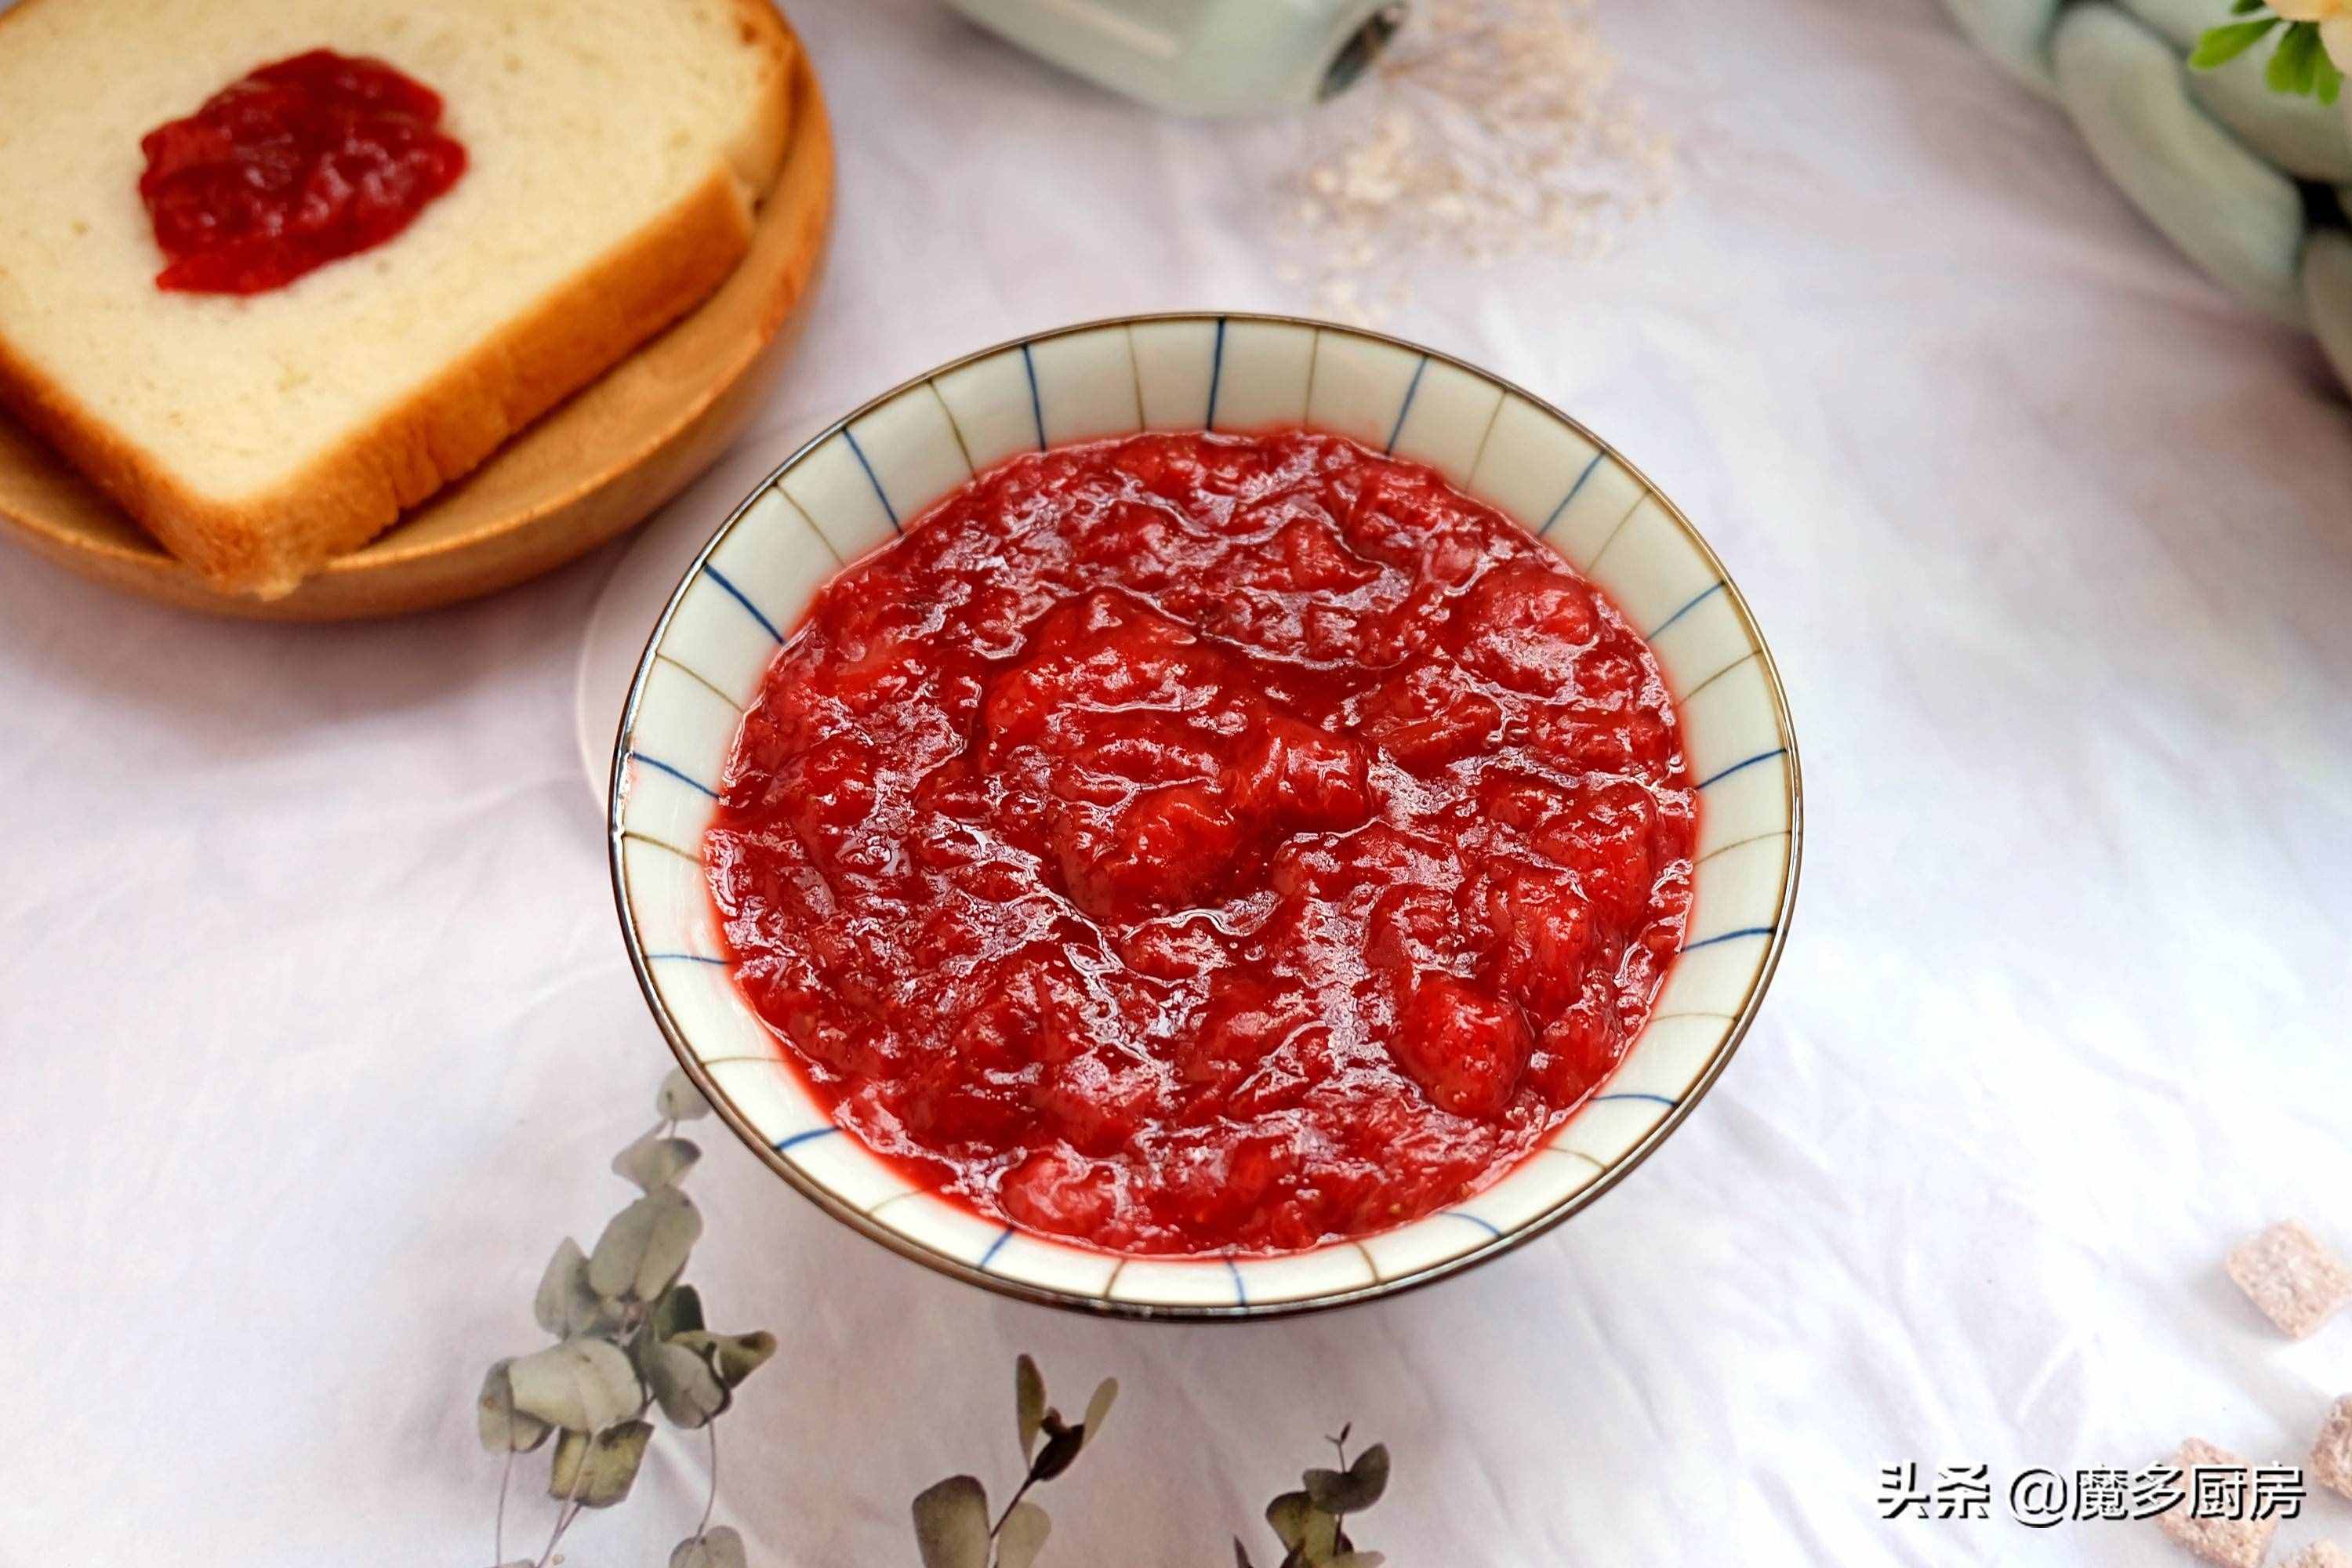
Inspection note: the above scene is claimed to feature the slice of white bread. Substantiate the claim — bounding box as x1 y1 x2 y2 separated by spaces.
0 0 796 597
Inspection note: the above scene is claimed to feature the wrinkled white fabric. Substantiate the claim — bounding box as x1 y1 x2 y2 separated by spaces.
3 0 2349 1563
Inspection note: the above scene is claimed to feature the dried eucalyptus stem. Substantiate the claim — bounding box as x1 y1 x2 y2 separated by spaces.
911 1355 1119 1568
1236 1428 1393 1568
474 1067 774 1568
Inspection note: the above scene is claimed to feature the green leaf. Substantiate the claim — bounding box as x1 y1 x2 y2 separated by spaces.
505 1338 642 1432
615 1132 702 1192
548 1420 653 1508
671 1329 776 1388
2319 51 2345 102
659 1068 713 1121
2231 0 2268 13
649 1282 706 1341
1079 1377 1118 1450
2270 20 2321 93
642 1338 731 1428
534 1238 604 1338
476 1361 552 1454
911 1475 991 1568
588 1188 702 1303
2190 16 2279 68
2292 25 2326 92
995 1500 1052 1568
1014 1354 1047 1462
670 1526 749 1568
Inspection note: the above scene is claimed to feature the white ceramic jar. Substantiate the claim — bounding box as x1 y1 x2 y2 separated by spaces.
942 0 1407 115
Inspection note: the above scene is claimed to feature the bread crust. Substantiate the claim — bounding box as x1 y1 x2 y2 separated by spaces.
0 0 800 598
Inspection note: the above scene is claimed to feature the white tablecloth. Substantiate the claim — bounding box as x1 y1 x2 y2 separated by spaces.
6 1 2350 1562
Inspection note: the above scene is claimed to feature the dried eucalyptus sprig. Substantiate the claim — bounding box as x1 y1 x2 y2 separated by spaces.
1235 1425 1392 1568
476 1067 775 1568
2193 1 2348 103
911 1355 1118 1568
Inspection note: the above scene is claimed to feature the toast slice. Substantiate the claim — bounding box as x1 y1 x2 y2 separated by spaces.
0 0 796 597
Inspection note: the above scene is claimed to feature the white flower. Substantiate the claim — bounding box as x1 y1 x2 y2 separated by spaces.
2271 0 2352 73
2327 15 2352 71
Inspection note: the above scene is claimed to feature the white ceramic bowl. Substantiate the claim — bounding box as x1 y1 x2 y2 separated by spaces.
609 313 1801 1319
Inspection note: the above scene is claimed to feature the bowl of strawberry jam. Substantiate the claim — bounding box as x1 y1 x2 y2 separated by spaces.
611 315 1798 1318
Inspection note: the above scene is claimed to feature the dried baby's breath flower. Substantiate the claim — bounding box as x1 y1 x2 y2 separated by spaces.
1275 0 1675 323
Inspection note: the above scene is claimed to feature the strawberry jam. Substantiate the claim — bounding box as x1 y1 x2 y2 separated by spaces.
138 50 466 295
707 430 1696 1255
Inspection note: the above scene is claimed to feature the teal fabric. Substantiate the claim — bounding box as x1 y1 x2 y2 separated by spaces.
2125 0 2352 180
2053 2 2309 326
2117 0 2218 47
2308 230 2352 390
1944 0 2063 92
2189 43 2352 181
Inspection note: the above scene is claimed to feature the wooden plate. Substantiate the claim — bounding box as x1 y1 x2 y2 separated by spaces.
0 41 833 622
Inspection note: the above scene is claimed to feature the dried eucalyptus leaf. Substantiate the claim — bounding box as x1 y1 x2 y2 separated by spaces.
713 1330 776 1386
1301 1473 1363 1518
1266 1492 1315 1552
1295 1506 1340 1563
476 1361 551 1454
1079 1377 1117 1450
672 1329 775 1389
1234 1541 1255 1568
1324 1555 1385 1568
615 1131 702 1192
588 1188 702 1303
994 1500 1051 1568
1014 1354 1047 1461
1029 1423 1084 1482
659 1068 713 1121
649 1282 706 1341
910 1475 990 1568
669 1526 748 1568
644 1338 730 1428
533 1238 601 1338
1304 1443 1388 1515
506 1338 642 1432
547 1420 653 1508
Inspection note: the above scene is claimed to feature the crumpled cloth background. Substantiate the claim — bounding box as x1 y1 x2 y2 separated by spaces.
3 1 2349 1563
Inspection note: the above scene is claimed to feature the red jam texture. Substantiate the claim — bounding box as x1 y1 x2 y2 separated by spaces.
138 50 466 295
706 430 1696 1255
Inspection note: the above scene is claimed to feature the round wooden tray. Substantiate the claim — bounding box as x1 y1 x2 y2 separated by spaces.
0 42 833 622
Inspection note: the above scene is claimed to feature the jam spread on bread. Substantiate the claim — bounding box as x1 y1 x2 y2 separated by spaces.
705 430 1697 1255
138 50 465 294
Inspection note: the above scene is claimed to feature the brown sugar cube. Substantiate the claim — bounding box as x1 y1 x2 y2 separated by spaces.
2283 1544 2352 1568
2156 1439 2278 1568
2226 1221 2352 1339
2312 1396 2352 1501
